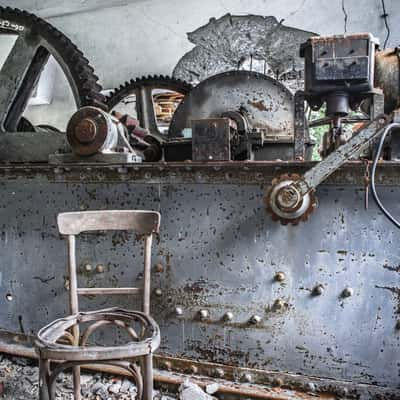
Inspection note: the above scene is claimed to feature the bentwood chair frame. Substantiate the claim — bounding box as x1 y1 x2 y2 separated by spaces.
35 210 161 400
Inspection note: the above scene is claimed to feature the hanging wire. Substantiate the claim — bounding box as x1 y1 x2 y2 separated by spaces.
371 123 400 229
380 0 390 48
341 0 348 33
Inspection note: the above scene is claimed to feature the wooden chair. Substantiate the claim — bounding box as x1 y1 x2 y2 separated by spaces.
35 210 161 400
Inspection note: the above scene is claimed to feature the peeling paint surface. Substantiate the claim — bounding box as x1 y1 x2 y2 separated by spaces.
173 14 315 90
0 178 399 389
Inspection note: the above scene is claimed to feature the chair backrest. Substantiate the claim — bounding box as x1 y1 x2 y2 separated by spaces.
57 210 161 318
58 210 160 235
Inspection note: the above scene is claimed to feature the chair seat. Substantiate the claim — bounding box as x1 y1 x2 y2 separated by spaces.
35 307 160 362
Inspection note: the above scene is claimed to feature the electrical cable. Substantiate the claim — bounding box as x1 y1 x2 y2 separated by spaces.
371 122 400 228
381 0 390 48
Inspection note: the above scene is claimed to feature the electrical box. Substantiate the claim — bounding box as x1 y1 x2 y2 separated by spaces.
300 33 379 95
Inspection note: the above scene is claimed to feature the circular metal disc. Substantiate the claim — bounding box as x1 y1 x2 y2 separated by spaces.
169 70 294 138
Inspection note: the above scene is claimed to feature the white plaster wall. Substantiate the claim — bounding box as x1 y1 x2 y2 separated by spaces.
0 0 399 129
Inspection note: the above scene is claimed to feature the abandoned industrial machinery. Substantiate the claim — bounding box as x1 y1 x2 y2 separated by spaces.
1 3 400 400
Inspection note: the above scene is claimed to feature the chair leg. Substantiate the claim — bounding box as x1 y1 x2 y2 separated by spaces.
38 358 50 400
73 365 81 400
142 354 154 400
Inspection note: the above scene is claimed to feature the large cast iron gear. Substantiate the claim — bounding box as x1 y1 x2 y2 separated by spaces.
264 173 317 225
106 75 193 142
0 7 106 132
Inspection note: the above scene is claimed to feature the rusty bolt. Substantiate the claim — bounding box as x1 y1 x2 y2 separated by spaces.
242 373 253 383
199 309 210 320
188 365 198 374
341 287 353 298
53 167 64 175
248 315 261 325
161 361 172 371
306 382 316 392
273 299 286 310
117 166 128 174
83 263 92 272
272 377 284 387
154 263 164 273
175 307 183 316
312 284 324 296
154 288 163 297
214 368 225 378
274 271 286 282
96 264 105 273
223 312 233 322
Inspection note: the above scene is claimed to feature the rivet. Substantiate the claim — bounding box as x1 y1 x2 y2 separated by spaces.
154 288 163 297
162 361 172 371
273 299 286 310
53 167 64 174
341 287 353 298
199 309 210 320
274 271 286 282
175 307 183 316
83 263 92 272
154 263 164 273
5 293 13 302
117 166 127 174
248 315 261 325
395 320 400 330
242 373 253 383
306 382 316 392
312 284 324 296
272 377 284 387
188 365 198 374
96 264 105 273
214 368 224 378
223 312 233 322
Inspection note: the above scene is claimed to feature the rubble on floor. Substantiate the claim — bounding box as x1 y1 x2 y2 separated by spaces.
0 354 224 400
0 354 177 399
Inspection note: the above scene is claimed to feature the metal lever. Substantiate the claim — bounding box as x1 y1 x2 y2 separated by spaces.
265 114 392 225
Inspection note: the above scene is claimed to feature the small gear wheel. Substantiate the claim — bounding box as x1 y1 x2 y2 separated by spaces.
264 173 318 225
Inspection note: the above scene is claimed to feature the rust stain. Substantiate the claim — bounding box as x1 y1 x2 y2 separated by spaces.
248 99 269 112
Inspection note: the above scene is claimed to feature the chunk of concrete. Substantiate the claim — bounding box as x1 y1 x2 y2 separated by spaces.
178 379 217 400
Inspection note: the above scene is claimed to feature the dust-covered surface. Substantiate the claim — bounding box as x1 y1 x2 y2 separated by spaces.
173 13 315 89
0 355 177 400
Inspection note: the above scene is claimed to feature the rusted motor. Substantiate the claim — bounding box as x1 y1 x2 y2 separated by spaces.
375 48 400 114
66 107 122 156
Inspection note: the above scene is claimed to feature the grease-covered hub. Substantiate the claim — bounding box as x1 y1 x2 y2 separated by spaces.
75 118 98 143
67 107 119 156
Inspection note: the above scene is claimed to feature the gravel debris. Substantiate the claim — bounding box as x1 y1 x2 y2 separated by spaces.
0 354 177 399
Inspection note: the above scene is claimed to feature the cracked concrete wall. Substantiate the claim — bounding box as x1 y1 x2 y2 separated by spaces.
0 0 399 128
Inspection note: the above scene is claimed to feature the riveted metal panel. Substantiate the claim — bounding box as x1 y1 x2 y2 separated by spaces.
0 172 399 390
